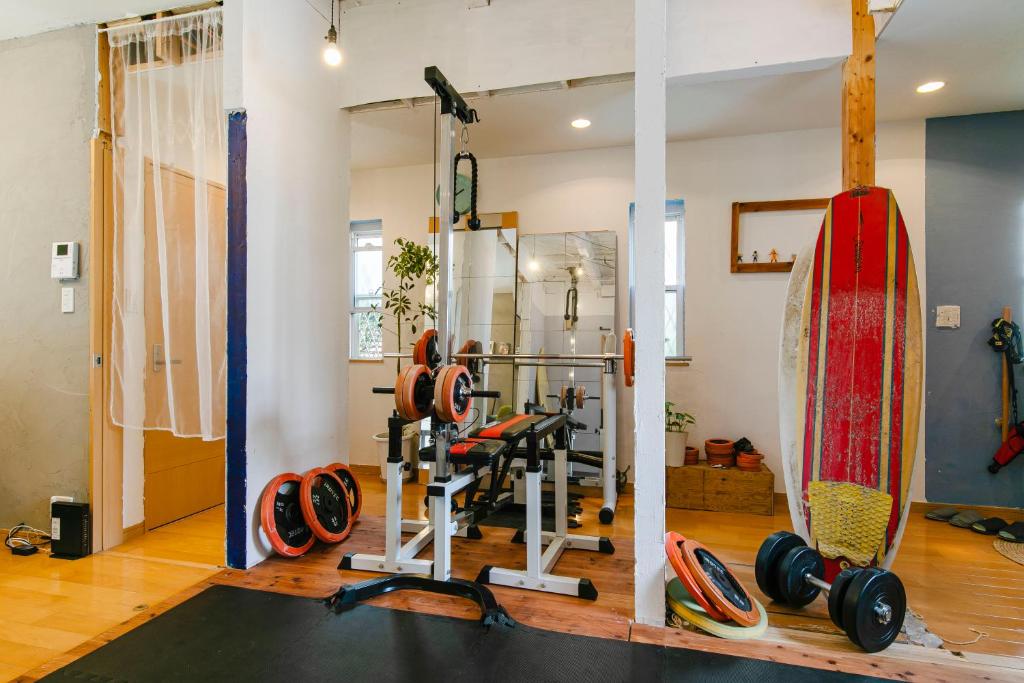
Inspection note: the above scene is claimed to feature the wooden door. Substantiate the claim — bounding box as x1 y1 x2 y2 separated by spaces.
142 162 226 530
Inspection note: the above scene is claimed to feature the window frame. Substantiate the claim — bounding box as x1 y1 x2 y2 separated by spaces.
665 200 685 356
349 219 384 360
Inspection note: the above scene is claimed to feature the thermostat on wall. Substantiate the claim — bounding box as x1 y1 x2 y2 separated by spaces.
51 241 79 280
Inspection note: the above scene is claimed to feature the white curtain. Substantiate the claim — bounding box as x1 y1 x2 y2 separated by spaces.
108 10 226 440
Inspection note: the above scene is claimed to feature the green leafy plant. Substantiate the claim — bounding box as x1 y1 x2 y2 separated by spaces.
372 237 439 372
665 402 695 433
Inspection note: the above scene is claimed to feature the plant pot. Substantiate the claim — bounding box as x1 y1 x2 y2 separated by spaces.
666 431 688 467
373 425 420 481
684 446 699 465
704 438 735 456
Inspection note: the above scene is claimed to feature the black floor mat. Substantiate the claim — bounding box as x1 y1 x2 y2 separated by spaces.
44 585 884 682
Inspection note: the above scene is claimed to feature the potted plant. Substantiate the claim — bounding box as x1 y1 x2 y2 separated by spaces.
665 402 695 467
371 237 439 480
372 237 439 373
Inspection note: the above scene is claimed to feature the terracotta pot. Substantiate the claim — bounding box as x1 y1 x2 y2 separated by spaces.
684 446 699 465
704 438 736 457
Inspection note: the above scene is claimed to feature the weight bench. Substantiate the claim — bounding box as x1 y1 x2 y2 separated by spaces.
342 416 507 577
469 413 614 600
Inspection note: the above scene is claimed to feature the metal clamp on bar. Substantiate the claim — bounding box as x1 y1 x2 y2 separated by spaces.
424 66 479 125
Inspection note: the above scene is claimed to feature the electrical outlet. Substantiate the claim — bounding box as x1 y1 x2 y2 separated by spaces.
936 305 960 329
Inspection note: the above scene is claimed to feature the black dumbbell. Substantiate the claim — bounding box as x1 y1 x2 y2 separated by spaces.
755 530 906 652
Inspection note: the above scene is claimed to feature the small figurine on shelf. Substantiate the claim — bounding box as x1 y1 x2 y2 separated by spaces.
736 253 744 263
752 250 759 263
769 248 779 263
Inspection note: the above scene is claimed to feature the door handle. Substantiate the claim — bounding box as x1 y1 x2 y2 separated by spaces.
152 344 183 372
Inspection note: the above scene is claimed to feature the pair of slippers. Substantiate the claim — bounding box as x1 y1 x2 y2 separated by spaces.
926 507 1024 541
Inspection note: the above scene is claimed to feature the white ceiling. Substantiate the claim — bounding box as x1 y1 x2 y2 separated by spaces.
351 0 1024 169
0 1 186 41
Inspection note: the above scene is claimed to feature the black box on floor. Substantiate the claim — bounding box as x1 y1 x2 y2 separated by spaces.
51 501 91 559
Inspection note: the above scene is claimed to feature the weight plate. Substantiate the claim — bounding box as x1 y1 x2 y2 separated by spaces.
776 545 824 608
413 329 440 370
259 473 315 558
828 568 858 631
754 530 806 603
623 328 635 387
394 364 432 421
559 385 569 409
455 339 481 380
667 578 769 640
841 568 906 652
682 540 760 627
299 468 352 543
324 462 362 522
575 385 587 409
664 532 729 622
434 365 473 423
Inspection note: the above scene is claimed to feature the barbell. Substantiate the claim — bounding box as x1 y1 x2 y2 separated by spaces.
373 364 501 423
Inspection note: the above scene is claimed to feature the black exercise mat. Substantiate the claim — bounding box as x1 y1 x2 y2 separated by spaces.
44 585 883 682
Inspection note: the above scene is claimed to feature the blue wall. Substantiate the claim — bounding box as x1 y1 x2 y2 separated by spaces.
925 110 1024 506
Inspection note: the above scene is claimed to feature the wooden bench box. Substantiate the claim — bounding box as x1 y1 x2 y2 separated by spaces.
666 462 774 516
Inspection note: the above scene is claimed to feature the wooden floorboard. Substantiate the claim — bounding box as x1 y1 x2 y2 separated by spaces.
8 473 1024 682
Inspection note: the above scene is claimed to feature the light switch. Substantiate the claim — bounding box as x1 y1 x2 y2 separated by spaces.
936 305 960 329
61 287 74 313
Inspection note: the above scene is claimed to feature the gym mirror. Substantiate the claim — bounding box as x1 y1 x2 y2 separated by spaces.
514 231 617 451
442 225 518 426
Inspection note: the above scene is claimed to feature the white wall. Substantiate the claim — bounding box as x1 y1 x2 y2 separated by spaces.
348 120 927 501
335 0 851 108
225 0 350 566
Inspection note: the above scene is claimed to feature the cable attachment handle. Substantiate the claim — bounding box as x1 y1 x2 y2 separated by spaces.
454 151 481 231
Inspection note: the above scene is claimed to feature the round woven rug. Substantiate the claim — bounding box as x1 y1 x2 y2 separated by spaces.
994 538 1024 566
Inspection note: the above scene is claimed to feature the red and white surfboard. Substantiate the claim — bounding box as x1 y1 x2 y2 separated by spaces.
780 187 922 578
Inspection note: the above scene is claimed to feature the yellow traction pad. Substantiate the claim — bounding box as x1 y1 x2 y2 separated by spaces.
808 480 893 566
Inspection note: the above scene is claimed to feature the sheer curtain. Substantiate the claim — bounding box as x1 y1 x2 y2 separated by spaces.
108 10 226 440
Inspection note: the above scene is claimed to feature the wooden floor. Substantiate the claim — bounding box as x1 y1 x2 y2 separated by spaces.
1 506 223 681
10 474 1024 682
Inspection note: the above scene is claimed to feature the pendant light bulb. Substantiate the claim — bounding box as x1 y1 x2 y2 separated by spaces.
323 24 342 67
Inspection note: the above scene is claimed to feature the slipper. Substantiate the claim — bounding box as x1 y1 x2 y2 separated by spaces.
925 506 957 521
998 521 1024 542
971 518 1008 535
949 510 984 528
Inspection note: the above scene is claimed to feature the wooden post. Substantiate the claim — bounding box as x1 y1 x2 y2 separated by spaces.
1002 306 1013 441
841 0 876 190
633 0 667 627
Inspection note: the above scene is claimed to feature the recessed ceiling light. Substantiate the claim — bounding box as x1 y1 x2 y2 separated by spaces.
571 118 591 129
916 81 945 94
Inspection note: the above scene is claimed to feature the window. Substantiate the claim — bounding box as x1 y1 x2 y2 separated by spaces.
350 219 383 359
628 200 685 356
664 201 684 356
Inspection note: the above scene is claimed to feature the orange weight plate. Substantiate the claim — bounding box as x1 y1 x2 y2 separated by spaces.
665 532 728 622
434 365 473 423
624 328 635 387
299 468 353 544
260 473 315 558
681 538 761 627
575 385 587 409
325 462 362 522
394 364 431 421
413 329 439 368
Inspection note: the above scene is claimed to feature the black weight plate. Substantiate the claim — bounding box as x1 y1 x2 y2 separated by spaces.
272 480 313 552
312 475 348 533
694 548 752 612
842 568 906 652
754 531 806 602
776 545 824 608
828 568 858 630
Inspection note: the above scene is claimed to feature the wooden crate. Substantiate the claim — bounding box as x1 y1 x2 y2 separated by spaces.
666 462 774 516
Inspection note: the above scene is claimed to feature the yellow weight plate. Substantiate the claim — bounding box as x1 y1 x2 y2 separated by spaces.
666 578 768 640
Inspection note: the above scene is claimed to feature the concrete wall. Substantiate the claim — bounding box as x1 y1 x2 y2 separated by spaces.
224 0 351 567
348 120 928 501
924 110 1024 507
0 26 95 529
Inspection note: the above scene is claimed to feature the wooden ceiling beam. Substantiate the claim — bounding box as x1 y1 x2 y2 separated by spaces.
842 0 876 190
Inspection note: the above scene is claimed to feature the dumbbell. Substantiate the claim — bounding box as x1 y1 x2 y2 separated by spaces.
755 531 906 652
